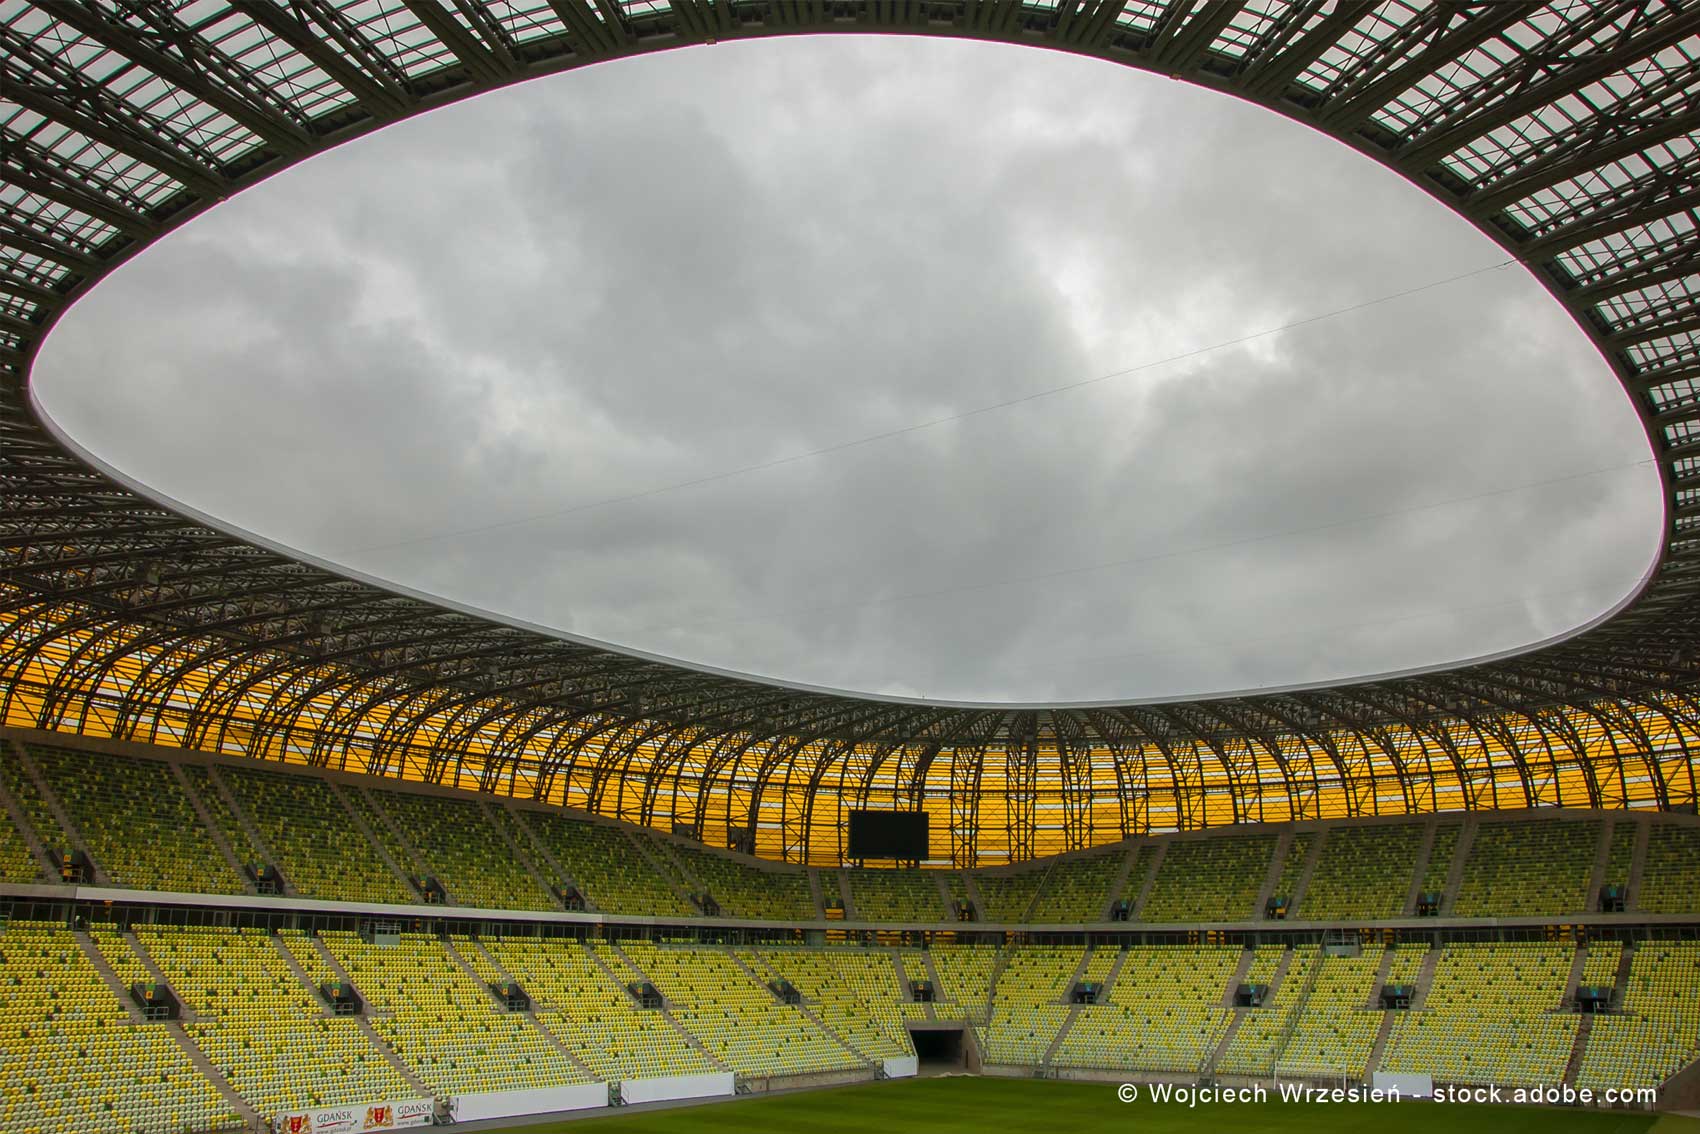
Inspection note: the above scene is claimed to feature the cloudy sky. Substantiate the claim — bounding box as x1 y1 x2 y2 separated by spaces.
32 36 1661 704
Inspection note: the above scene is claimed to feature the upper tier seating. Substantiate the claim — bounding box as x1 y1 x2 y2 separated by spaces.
973 869 1044 922
1639 825 1700 914
1453 820 1597 917
1298 823 1423 920
0 748 66 866
1422 823 1461 900
846 868 946 922
521 810 696 918
30 746 239 894
179 766 262 869
1140 835 1275 922
1269 835 1313 903
362 788 555 910
0 801 39 883
220 765 413 904
673 842 816 920
1027 850 1124 922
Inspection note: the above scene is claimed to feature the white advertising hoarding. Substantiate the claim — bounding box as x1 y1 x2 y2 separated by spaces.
619 1072 736 1105
448 1082 606 1122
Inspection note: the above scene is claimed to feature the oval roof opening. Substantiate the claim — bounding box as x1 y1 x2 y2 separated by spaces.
31 35 1661 706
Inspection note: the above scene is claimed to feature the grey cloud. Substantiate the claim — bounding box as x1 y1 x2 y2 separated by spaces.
32 35 1660 704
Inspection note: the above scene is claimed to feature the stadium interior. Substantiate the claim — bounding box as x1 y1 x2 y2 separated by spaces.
6 0 1700 1131
0 732 1695 1132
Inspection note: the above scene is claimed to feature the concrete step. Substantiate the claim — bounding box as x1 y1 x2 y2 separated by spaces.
1440 818 1479 916
1288 829 1329 917
0 755 59 880
1253 830 1293 920
10 739 104 882
75 931 143 1021
1404 819 1440 915
1129 842 1166 921
165 1021 264 1128
167 762 253 894
1564 1013 1594 1087
325 781 416 895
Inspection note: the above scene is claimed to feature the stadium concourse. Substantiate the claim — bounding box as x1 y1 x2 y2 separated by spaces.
8 0 1700 1131
0 731 1695 1132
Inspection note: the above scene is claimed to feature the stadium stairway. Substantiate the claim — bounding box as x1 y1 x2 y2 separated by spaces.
168 763 253 892
1041 1004 1084 1067
1103 846 1139 918
270 934 335 1018
836 870 858 919
326 781 415 894
729 950 872 1069
595 942 728 1069
0 762 56 880
1410 947 1444 1009
10 739 104 883
1365 947 1397 1009
273 932 437 1098
1266 947 1326 1075
1403 820 1440 914
646 834 700 892
807 868 828 918
1253 831 1294 920
125 930 189 1011
1206 948 1299 1077
1439 818 1479 915
622 828 697 912
932 871 956 918
479 802 555 903
1287 831 1328 916
1586 820 1615 909
1563 945 1590 1005
1565 1014 1595 1087
510 808 595 911
169 1020 263 1128
1128 842 1166 920
73 930 143 1022
460 936 599 1078
959 870 988 917
1628 819 1651 909
1220 947 1261 1008
204 763 281 878
1612 943 1637 1004
353 789 433 890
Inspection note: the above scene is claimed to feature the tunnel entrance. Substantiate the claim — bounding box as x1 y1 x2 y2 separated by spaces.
909 1026 966 1073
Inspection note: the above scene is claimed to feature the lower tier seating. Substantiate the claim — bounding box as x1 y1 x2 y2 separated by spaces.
0 922 237 1134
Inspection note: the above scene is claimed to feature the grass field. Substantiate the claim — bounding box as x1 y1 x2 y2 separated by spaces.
475 1076 1700 1134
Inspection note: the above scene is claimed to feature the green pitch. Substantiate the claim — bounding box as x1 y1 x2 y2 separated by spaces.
479 1076 1699 1134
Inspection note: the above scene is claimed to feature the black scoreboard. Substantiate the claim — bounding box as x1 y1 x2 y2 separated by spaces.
847 809 929 860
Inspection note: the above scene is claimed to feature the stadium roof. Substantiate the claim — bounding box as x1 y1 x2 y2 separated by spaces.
3 0 1699 865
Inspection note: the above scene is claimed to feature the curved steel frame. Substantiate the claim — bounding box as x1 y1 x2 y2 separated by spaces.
4 0 1700 864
